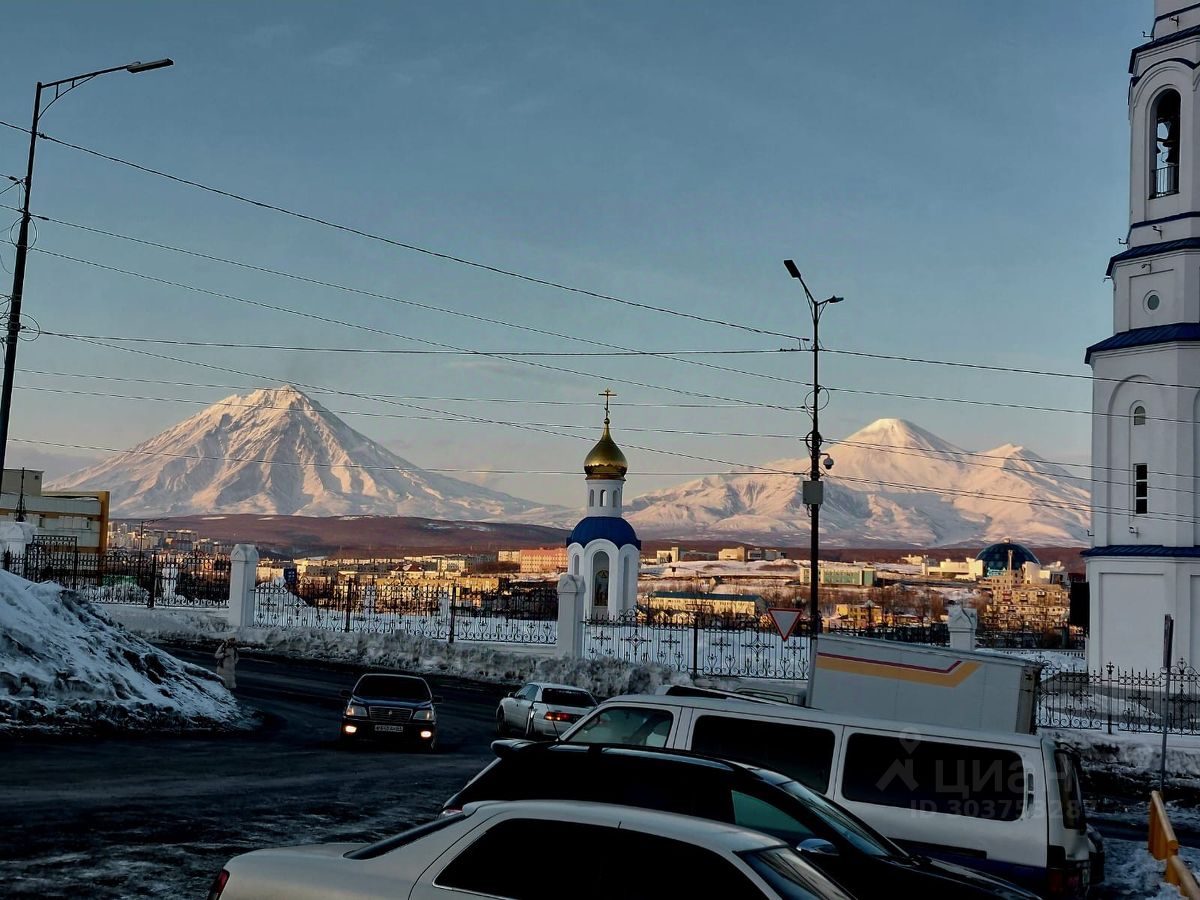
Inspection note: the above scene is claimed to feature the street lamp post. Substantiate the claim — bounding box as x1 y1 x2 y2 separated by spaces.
783 259 843 646
0 58 173 477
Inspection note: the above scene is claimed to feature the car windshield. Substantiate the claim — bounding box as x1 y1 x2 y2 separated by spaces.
542 689 595 708
769 775 903 858
739 847 852 900
355 675 431 700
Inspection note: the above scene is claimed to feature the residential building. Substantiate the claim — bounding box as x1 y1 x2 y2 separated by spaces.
0 469 108 553
519 546 569 574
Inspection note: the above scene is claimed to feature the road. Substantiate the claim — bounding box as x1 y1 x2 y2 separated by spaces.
3 646 1197 899
0 647 506 899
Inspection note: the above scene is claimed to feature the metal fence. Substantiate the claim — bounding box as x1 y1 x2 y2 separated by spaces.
580 615 956 679
253 579 558 644
1038 660 1200 734
4 547 231 608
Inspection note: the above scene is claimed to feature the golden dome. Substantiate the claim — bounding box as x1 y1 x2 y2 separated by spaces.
584 421 628 479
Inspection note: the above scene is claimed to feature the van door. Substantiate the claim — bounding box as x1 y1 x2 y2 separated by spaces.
831 729 1048 889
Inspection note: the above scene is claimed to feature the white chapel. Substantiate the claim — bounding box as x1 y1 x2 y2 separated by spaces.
566 392 640 618
1087 0 1200 669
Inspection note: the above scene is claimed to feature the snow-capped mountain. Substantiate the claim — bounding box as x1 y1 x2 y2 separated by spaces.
49 386 556 519
626 418 1090 545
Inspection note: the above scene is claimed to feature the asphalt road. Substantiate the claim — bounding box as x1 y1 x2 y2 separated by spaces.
0 647 506 899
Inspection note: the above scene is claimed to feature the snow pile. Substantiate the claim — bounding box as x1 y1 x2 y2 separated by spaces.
1103 838 1200 898
110 606 730 698
0 570 244 733
1049 728 1200 781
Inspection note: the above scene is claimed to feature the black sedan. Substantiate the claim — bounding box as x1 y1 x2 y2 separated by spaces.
339 673 440 750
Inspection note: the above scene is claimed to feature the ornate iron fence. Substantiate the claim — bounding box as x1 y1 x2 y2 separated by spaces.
1037 660 1200 734
252 579 558 644
4 547 231 608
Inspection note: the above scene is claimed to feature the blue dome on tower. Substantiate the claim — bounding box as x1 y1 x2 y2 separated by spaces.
975 540 1039 577
567 516 641 549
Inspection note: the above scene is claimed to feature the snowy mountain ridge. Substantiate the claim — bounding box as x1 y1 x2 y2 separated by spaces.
49 386 558 520
626 418 1090 545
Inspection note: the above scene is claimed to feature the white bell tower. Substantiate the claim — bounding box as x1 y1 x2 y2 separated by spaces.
1086 1 1200 669
566 390 641 619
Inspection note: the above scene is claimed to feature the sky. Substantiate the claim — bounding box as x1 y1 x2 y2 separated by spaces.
0 1 1148 508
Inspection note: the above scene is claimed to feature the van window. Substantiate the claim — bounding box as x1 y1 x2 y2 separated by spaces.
569 706 673 747
1054 749 1086 831
691 714 837 791
840 733 1025 822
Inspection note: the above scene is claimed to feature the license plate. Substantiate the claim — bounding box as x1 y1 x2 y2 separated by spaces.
375 724 405 733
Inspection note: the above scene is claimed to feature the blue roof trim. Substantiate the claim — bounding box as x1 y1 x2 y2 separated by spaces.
1084 545 1200 559
1085 323 1200 364
566 516 641 549
1106 237 1200 276
1130 22 1200 73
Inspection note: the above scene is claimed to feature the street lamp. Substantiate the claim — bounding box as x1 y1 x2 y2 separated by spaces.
783 259 844 648
0 58 174 477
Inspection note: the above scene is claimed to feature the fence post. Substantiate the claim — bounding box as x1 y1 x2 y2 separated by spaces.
448 585 458 644
555 573 585 658
691 613 700 679
1107 662 1114 735
225 544 259 628
947 602 978 651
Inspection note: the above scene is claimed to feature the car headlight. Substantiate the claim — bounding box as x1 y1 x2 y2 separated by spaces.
345 703 368 717
413 708 435 722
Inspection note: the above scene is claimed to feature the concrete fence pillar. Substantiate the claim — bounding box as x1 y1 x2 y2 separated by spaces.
557 573 585 658
947 601 978 651
226 544 260 628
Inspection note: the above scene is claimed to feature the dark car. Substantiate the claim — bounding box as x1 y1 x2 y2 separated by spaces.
340 674 441 750
443 742 1039 900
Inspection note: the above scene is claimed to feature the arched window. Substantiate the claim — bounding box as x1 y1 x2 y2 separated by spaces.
1151 89 1181 198
600 489 607 507
613 488 621 509
1133 405 1147 426
589 489 594 507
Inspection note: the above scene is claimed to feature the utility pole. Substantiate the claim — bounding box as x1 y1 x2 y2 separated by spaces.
783 260 844 646
0 58 172 477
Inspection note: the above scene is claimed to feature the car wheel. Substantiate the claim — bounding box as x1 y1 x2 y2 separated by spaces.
496 710 508 736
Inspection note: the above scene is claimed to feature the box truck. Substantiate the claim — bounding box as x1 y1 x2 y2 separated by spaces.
807 634 1042 733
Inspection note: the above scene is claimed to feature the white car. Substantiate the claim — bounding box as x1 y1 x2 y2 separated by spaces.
495 681 596 739
208 799 855 900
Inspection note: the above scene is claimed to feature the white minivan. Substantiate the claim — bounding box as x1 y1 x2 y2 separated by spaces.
561 694 1097 899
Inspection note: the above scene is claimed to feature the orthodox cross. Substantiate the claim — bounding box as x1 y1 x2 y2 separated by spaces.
599 388 616 425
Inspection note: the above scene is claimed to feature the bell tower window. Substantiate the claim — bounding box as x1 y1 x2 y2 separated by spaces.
1133 405 1146 426
1151 89 1181 198
1134 463 1149 515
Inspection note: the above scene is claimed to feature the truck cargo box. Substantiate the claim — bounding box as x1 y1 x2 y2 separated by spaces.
807 634 1041 733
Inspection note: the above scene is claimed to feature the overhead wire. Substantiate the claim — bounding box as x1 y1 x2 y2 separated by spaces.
0 121 802 341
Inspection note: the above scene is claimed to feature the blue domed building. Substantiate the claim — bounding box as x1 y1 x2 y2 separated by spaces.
567 395 640 618
976 540 1039 577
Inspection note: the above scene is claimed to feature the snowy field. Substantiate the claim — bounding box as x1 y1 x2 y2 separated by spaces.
0 572 243 733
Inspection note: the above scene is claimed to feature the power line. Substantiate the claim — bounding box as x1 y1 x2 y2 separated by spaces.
7 204 809 390
27 382 1200 503
17 366 783 409
51 334 798 475
0 123 802 341
34 247 801 411
39 331 791 357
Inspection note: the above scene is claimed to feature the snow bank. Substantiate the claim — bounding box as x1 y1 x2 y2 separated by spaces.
1103 838 1200 899
109 606 731 698
0 571 244 734
1049 728 1200 781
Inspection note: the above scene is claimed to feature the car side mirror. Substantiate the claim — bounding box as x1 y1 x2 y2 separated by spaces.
797 838 839 858
339 689 350 700
433 695 444 704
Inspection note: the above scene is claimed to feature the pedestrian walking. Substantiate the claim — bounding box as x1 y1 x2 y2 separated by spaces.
214 637 239 690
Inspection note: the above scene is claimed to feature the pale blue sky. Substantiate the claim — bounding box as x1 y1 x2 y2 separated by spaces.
0 1 1146 507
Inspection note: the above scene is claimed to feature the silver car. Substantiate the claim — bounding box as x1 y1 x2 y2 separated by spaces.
495 681 596 739
209 799 856 899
